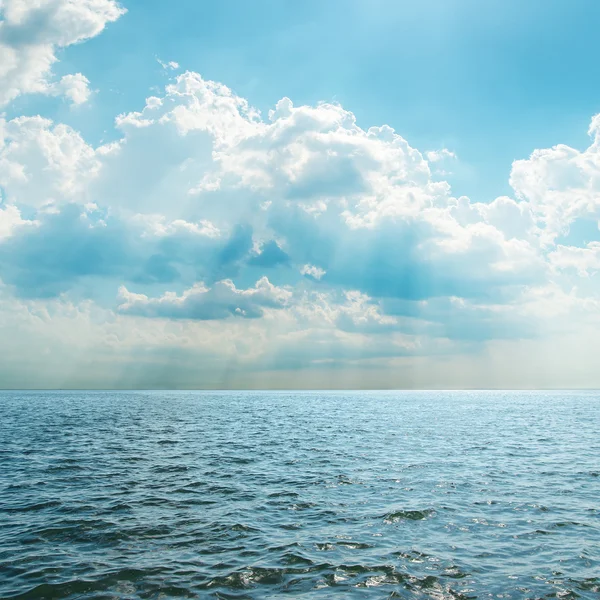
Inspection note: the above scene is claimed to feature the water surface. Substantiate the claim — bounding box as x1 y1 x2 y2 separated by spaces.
1 390 599 598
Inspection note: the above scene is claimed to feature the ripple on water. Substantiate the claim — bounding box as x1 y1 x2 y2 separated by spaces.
383 509 436 523
0 390 599 599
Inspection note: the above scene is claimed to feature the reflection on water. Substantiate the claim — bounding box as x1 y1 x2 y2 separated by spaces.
1 390 599 599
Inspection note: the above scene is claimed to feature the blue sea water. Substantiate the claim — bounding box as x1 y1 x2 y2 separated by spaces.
0 390 599 599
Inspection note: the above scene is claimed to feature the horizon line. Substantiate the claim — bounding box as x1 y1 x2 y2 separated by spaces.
2 388 600 393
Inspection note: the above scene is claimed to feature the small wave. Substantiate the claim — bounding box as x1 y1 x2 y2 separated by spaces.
230 524 260 533
383 509 435 523
289 502 317 511
267 491 299 498
3 500 61 513
151 465 189 473
336 541 374 550
2 390 598 600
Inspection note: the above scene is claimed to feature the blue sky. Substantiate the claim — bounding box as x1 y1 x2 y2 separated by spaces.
1 0 600 388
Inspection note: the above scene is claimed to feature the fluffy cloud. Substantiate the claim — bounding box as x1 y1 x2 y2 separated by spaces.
0 0 124 106
0 116 100 208
0 74 582 295
3 61 600 385
301 264 326 280
427 149 456 162
0 201 245 297
510 115 600 241
68 73 543 304
549 242 600 276
0 204 35 239
50 73 92 105
0 76 545 309
118 277 291 320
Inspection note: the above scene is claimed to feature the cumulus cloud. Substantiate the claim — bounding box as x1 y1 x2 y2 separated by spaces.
0 201 253 297
0 204 36 239
118 277 291 320
50 73 92 105
74 73 544 303
549 242 600 276
0 0 125 106
510 116 600 241
0 115 101 208
2 59 600 384
301 264 326 280
0 73 579 303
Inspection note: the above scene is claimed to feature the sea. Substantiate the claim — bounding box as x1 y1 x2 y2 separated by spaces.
0 390 599 599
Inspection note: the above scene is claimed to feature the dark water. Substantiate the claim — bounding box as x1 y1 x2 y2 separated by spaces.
1 391 599 599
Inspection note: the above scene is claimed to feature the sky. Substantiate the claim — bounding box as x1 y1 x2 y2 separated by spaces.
1 0 600 389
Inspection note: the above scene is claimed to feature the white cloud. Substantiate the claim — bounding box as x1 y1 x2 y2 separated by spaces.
158 58 180 71
510 114 600 241
426 148 456 162
0 0 125 106
3 62 600 384
51 73 92 105
300 264 326 280
130 213 221 238
549 242 600 276
95 73 543 294
118 277 292 320
0 116 100 208
0 204 37 239
0 72 549 307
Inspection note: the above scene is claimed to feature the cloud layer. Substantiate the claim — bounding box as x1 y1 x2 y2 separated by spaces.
1 1 600 387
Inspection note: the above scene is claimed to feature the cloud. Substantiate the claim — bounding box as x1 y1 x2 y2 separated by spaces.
0 202 228 297
301 264 326 280
0 203 135 297
0 0 125 106
0 72 559 313
158 58 180 71
549 242 600 276
0 115 100 208
0 204 36 239
118 277 291 320
85 73 544 304
50 73 92 105
510 115 600 241
4 61 600 385
426 149 456 162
